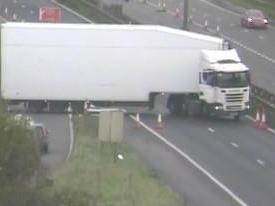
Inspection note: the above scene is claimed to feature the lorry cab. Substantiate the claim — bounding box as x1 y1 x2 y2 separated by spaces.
199 49 250 119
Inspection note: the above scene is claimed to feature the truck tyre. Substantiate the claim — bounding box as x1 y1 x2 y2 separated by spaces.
167 98 182 115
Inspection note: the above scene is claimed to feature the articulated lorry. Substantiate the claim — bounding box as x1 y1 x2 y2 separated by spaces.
1 23 250 119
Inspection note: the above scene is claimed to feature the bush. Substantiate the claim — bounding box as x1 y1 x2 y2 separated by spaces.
0 113 42 205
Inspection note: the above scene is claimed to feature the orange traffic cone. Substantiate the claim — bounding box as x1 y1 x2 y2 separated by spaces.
259 109 267 129
155 113 163 129
255 110 261 128
134 112 141 128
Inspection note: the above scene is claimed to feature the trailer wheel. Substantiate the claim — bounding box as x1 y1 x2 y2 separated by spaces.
167 97 182 115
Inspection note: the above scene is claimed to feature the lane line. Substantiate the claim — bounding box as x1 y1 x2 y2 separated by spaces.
267 127 275 135
51 0 93 23
66 114 75 161
130 115 249 206
258 35 264 40
231 142 240 148
208 127 215 133
257 159 265 166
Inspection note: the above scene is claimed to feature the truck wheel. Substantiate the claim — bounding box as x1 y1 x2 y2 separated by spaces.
167 98 182 115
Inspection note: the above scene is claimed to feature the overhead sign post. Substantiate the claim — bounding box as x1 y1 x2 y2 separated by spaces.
39 7 61 22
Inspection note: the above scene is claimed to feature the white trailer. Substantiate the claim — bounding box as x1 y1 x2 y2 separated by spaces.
1 23 250 118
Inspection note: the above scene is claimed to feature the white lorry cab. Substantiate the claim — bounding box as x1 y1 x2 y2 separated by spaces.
198 49 250 119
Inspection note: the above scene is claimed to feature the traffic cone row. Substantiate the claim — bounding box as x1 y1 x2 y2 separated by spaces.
133 112 164 129
255 108 268 129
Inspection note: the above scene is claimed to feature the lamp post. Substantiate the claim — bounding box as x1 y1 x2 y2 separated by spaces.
182 0 189 30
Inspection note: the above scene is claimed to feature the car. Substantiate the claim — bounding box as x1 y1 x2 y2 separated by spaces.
31 122 49 154
241 9 268 29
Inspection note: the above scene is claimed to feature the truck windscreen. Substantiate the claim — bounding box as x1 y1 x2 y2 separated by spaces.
216 71 250 88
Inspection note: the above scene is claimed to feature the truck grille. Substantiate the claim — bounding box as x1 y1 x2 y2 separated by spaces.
225 93 243 103
226 105 242 111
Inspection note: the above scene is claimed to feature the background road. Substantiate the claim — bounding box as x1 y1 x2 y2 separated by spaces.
121 0 275 95
0 0 87 23
30 114 71 170
139 115 275 206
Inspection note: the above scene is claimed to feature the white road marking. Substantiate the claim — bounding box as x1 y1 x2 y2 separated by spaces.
130 115 249 206
230 23 235 27
66 114 75 161
21 4 26 8
208 127 215 133
258 35 264 40
244 29 249 32
51 0 94 23
267 127 275 135
245 115 255 122
257 159 265 166
231 142 239 148
192 8 197 12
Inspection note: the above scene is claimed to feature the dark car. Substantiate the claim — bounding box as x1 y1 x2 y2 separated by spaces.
241 9 268 29
31 123 49 154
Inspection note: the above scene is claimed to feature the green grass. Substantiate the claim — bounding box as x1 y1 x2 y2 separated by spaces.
47 115 183 206
227 0 275 18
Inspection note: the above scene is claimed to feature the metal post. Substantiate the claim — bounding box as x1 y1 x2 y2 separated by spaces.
182 0 189 30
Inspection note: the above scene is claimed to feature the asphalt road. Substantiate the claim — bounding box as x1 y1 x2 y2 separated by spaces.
30 114 72 170
135 114 275 206
125 117 241 206
2 0 275 205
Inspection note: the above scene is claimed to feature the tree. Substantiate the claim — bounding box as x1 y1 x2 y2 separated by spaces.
0 112 42 205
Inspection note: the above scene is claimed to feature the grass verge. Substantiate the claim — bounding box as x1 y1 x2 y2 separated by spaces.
46 115 183 206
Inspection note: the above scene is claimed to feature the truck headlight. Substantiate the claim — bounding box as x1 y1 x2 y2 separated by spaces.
214 104 223 110
245 102 250 109
248 18 253 22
